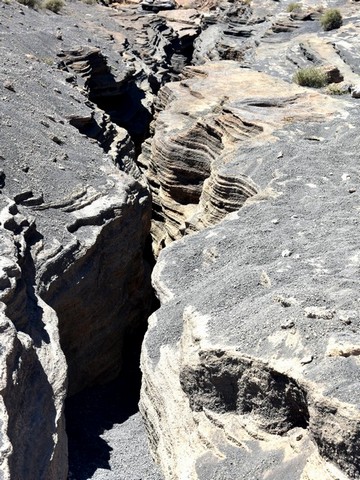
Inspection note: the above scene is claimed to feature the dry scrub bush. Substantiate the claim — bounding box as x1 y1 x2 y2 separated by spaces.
293 67 327 88
320 9 342 31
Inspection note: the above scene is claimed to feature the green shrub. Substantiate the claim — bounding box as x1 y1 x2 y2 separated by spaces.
320 8 342 31
326 83 348 95
42 0 64 11
293 67 328 88
287 2 301 12
17 0 37 7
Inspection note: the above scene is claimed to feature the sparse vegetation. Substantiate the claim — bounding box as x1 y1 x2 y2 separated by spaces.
326 83 348 95
293 67 328 88
16 0 37 8
287 2 301 13
320 8 342 31
42 0 64 11
42 57 54 65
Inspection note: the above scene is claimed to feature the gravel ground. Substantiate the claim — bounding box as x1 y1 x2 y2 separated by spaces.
66 374 163 480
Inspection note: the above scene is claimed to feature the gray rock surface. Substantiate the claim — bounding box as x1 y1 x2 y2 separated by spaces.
0 2 158 478
139 1 360 476
141 104 360 478
0 0 360 479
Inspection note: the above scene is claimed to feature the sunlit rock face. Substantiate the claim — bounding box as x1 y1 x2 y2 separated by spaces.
1 0 360 478
139 62 342 255
0 3 154 478
140 58 360 480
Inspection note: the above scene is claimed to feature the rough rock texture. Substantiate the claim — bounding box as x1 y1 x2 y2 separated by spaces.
139 61 343 254
1 0 360 479
139 1 360 477
0 2 156 478
141 99 360 478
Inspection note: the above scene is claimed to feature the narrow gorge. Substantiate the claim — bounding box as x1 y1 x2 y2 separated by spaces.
0 0 359 479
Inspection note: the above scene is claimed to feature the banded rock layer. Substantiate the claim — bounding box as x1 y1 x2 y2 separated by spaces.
139 62 343 254
140 62 360 479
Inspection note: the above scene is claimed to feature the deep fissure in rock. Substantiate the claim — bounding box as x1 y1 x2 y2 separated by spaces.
65 317 156 479
61 12 263 476
60 38 164 478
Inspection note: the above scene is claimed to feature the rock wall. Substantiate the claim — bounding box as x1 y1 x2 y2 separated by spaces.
139 9 360 475
140 97 360 477
138 61 342 254
0 3 154 477
1 0 360 479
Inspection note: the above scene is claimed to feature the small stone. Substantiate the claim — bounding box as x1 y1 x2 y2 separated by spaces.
277 151 283 159
51 135 64 145
300 355 313 365
339 313 354 325
282 249 292 257
259 271 271 288
3 80 15 92
0 169 5 188
271 218 279 225
321 65 343 84
351 85 360 98
349 187 356 193
304 306 335 319
281 320 295 329
274 295 293 308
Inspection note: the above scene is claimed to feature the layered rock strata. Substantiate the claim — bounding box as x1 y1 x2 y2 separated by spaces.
138 61 344 254
140 88 360 478
1 0 360 479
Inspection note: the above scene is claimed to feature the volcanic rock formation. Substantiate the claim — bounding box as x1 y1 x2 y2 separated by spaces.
0 0 360 479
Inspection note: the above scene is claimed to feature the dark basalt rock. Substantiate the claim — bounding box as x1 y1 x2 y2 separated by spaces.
1 0 360 479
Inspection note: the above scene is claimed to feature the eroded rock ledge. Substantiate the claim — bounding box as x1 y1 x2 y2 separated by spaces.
139 62 343 254
0 2 155 477
140 63 360 480
0 0 360 479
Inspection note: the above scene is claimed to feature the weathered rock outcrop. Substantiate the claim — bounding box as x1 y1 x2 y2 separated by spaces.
1 0 360 479
138 61 344 254
140 92 360 477
0 3 154 478
139 3 360 472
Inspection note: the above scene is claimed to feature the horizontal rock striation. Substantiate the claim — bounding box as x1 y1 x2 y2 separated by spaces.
140 41 360 477
139 61 343 254
141 104 360 477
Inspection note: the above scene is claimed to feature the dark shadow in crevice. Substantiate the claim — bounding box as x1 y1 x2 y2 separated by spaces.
66 318 151 480
91 82 152 157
